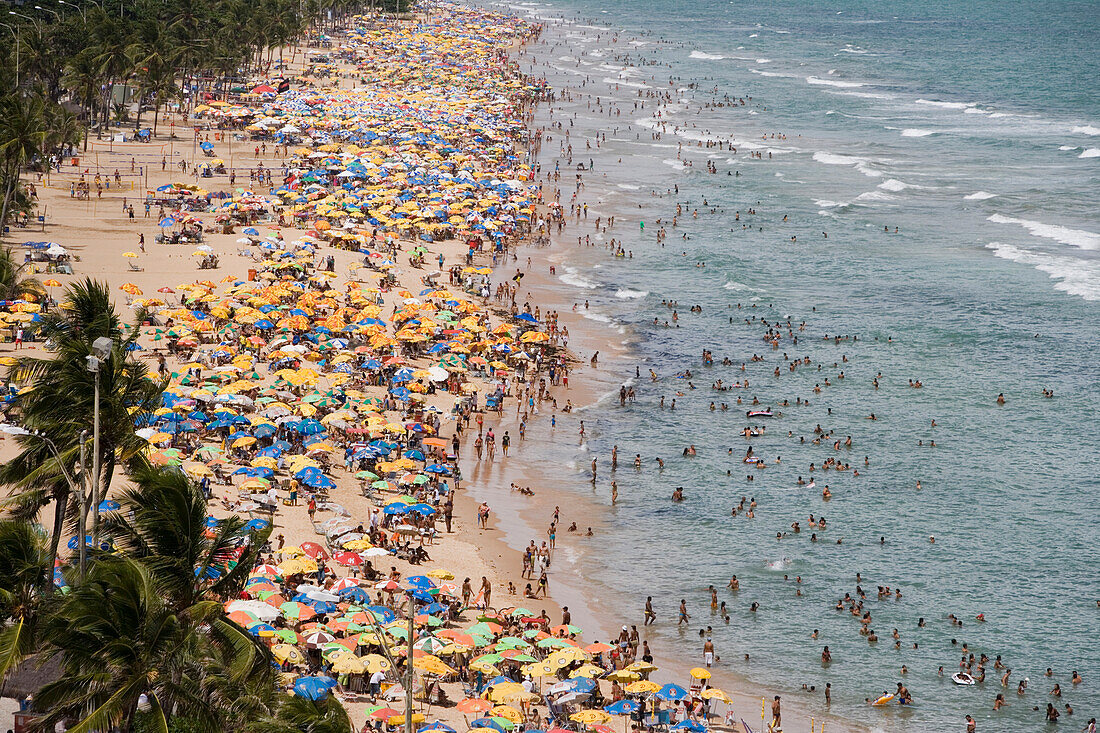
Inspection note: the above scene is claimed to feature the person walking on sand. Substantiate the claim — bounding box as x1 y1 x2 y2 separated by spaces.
644 596 656 626
481 576 492 609
770 696 781 729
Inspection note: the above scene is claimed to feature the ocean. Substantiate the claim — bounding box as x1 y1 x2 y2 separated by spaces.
477 0 1100 729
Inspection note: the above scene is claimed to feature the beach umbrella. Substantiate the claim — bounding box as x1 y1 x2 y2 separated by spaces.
669 722 706 733
656 683 689 702
418 723 456 733
457 698 493 715
625 680 661 695
700 688 732 703
271 644 305 664
604 701 639 716
293 675 337 700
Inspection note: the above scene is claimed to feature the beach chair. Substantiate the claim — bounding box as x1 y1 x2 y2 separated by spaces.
128 261 144 271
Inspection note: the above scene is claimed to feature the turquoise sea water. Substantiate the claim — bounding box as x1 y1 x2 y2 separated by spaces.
481 0 1099 729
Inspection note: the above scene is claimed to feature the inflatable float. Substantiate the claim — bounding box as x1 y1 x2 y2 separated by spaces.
952 673 976 686
746 409 773 418
871 693 895 706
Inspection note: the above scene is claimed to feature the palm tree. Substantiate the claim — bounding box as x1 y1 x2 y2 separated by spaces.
103 461 269 611
62 50 102 151
0 93 47 231
0 521 54 683
30 555 272 733
31 463 277 733
0 247 47 304
248 695 354 733
0 279 165 570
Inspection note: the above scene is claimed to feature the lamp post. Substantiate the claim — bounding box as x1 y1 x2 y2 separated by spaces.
35 5 62 20
57 0 87 23
8 10 42 35
405 589 415 733
0 23 17 89
0 425 89 580
86 336 113 550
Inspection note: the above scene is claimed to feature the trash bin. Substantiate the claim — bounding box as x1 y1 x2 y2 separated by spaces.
247 268 257 281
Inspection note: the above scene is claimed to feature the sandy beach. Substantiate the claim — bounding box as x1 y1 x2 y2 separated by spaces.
0 7 862 733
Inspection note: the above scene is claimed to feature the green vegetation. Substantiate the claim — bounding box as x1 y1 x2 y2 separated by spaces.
0 280 350 731
0 0 377 230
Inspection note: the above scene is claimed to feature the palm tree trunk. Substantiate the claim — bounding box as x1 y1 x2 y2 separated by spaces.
47 490 67 584
1 163 18 231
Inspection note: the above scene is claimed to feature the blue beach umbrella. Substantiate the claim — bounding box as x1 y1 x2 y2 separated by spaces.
418 723 456 733
605 700 640 715
656 684 689 702
293 675 337 700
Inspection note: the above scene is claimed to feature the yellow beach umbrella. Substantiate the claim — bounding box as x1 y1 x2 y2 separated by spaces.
626 680 661 694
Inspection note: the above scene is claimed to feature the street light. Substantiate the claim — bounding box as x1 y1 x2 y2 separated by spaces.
57 0 86 23
34 5 62 20
7 10 42 34
0 424 90 579
86 335 113 551
0 22 17 89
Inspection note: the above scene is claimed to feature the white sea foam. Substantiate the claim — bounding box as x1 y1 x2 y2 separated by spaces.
900 128 936 137
662 159 686 170
723 280 750 291
615 288 648 299
825 90 896 100
1071 125 1100 136
838 47 868 54
812 151 882 177
854 190 895 202
689 51 726 61
964 191 997 200
878 178 913 192
1079 148 1100 158
987 214 1100 250
559 267 600 289
616 183 641 190
756 58 771 63
749 69 797 78
986 242 1100 301
806 76 865 88
602 77 648 89
1059 145 1079 151
915 99 974 110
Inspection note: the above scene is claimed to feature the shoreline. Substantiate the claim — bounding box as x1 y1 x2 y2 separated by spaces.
0 6 875 733
449 20 866 728
458 228 865 733
449 7 878 732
